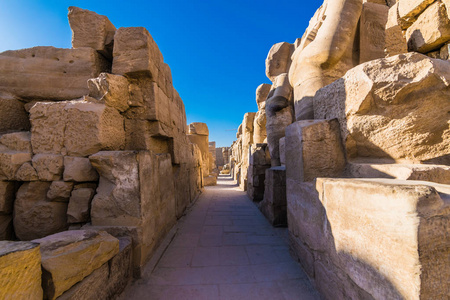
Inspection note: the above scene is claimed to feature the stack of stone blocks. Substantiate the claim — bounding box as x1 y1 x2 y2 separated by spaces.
231 0 450 298
0 6 204 299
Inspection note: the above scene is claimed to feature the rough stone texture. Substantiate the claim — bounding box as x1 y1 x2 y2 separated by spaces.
259 166 287 226
30 101 125 156
314 53 450 164
247 143 271 202
88 73 130 112
57 237 132 300
32 154 64 181
63 156 99 182
385 2 408 57
33 230 119 300
406 1 450 53
0 241 43 300
0 131 32 152
285 120 345 183
0 47 109 101
14 182 68 241
189 122 209 136
0 181 16 214
47 181 74 202
265 42 293 82
359 2 389 63
398 0 435 29
15 162 39 181
253 84 271 144
68 6 116 58
0 97 30 133
0 151 32 180
67 188 95 224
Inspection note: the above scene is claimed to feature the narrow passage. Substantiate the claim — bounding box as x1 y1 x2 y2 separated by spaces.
121 175 320 300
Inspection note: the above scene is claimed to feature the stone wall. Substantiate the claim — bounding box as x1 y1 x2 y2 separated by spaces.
0 6 205 298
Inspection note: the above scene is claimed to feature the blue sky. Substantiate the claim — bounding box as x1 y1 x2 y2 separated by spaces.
0 0 321 147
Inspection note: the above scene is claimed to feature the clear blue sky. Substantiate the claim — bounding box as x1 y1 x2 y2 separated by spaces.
0 0 320 147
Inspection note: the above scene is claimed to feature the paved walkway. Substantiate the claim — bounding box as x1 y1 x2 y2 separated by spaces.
121 174 320 300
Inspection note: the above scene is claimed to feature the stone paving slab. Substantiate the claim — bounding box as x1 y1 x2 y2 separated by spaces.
119 175 320 300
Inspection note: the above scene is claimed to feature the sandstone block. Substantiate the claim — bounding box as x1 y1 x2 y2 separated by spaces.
88 73 130 112
247 144 271 202
0 131 31 152
0 151 32 180
112 27 163 78
15 162 39 181
67 188 95 224
63 156 99 182
0 181 16 214
406 1 450 53
0 241 43 300
47 181 74 202
203 175 217 186
68 7 116 58
189 122 209 136
398 0 435 29
285 119 345 183
259 166 287 226
314 53 450 164
33 230 119 300
0 97 30 133
385 3 408 57
32 154 64 181
0 47 109 101
0 215 13 240
14 182 68 240
265 42 293 82
359 2 389 63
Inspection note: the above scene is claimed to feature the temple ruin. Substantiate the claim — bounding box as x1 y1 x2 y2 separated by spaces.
1 0 450 299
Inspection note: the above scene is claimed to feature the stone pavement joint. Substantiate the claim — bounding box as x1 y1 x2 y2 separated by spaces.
120 174 320 300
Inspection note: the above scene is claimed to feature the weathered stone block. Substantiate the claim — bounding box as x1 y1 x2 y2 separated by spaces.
189 122 209 136
67 188 95 224
68 6 116 58
32 154 64 181
0 241 43 299
259 166 287 226
47 181 74 202
0 47 109 100
88 73 130 112
398 0 435 29
265 42 293 82
359 2 389 63
247 144 271 202
385 2 408 57
15 162 39 181
285 119 345 183
0 131 31 152
203 175 217 186
63 156 99 182
279 137 285 166
314 53 450 164
14 182 68 240
0 151 32 180
0 97 30 133
33 230 119 300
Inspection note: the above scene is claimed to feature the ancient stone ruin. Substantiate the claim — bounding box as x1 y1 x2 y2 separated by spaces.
1 0 450 299
230 0 450 298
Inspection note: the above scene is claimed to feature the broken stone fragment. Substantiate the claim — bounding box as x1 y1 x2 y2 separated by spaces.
385 2 408 57
68 6 116 59
32 154 64 181
0 97 30 133
0 150 32 180
0 241 43 300
15 162 39 181
67 188 95 224
0 46 109 101
33 230 119 300
398 0 435 29
63 156 99 182
0 131 32 152
265 42 293 82
14 182 68 241
47 181 74 202
88 73 130 112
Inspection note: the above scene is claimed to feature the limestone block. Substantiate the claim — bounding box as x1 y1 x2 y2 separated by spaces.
68 7 116 58
189 122 209 136
314 53 450 164
173 165 191 218
203 175 217 186
63 156 99 182
0 241 43 300
346 161 450 184
315 178 450 300
57 237 132 300
64 102 125 156
0 131 31 152
0 151 32 180
15 162 39 181
32 154 64 181
14 182 68 240
0 97 30 133
124 119 170 152
89 151 141 226
67 187 95 223
259 166 287 226
88 73 130 112
406 1 450 53
359 2 389 64
0 47 109 101
265 42 293 82
47 181 74 202
385 3 408 57
33 230 119 300
398 0 435 29
0 215 13 240
0 181 16 214
112 27 163 78
285 119 345 183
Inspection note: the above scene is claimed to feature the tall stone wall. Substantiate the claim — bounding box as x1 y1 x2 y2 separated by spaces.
0 6 205 298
